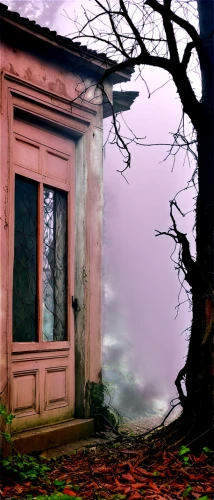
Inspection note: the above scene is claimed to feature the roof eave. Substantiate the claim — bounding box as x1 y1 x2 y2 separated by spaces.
103 91 139 118
0 5 134 85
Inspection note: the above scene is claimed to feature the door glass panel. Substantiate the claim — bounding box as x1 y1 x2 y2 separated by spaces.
43 187 67 341
13 176 38 342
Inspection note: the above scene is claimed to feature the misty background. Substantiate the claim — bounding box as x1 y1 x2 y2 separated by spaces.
3 0 198 420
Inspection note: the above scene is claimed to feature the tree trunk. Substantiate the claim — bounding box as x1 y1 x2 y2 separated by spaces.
178 0 214 445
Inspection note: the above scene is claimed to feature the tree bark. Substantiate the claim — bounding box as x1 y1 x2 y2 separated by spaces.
177 0 214 444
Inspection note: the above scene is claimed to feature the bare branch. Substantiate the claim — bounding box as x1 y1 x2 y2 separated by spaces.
169 200 196 289
162 0 180 64
175 364 187 407
181 41 195 71
146 0 202 62
99 53 172 85
119 0 148 57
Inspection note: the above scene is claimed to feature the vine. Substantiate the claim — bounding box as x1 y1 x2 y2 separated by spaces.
0 402 50 482
0 402 14 445
86 381 121 434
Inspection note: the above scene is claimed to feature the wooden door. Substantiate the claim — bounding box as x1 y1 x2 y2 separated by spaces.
10 117 75 431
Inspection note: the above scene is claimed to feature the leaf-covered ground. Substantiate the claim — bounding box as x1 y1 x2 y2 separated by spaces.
0 432 213 500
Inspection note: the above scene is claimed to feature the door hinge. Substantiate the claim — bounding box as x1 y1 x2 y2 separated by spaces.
72 296 80 313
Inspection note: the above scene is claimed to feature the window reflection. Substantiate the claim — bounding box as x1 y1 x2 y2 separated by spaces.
43 187 67 341
13 176 38 342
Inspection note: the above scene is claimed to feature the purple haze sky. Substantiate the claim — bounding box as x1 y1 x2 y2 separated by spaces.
103 71 195 412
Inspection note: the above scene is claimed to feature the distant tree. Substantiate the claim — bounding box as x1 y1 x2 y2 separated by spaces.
73 0 214 445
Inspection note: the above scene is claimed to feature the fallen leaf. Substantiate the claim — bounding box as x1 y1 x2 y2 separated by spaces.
94 465 112 473
63 487 77 496
132 474 149 482
122 473 135 482
99 491 110 498
115 478 123 487
129 493 141 499
131 483 148 489
192 494 206 499
136 467 154 477
148 481 160 492
181 470 204 480
120 450 138 455
205 486 214 492
124 486 132 494
114 486 127 492
86 481 99 489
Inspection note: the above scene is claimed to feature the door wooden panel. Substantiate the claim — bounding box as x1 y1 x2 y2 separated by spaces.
15 138 40 172
11 117 75 432
12 370 39 415
45 367 68 409
44 151 69 183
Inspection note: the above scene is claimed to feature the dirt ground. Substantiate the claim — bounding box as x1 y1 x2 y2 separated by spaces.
42 409 181 459
121 408 181 435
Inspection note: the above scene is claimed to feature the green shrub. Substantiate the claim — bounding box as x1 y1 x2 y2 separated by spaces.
2 453 51 482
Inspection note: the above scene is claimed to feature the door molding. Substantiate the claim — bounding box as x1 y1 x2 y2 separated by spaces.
0 72 102 423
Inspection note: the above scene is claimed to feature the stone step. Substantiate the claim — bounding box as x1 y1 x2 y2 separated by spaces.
12 418 95 454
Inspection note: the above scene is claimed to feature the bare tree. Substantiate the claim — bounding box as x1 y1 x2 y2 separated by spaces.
70 0 214 445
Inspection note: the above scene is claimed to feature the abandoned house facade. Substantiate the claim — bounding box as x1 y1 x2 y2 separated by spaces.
0 3 137 454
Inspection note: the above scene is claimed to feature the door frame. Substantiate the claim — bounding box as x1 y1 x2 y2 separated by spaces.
0 72 102 425
11 120 75 431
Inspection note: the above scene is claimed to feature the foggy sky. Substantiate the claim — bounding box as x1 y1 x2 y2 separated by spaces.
102 71 195 414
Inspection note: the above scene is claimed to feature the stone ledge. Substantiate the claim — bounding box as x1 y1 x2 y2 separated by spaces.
12 418 95 454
